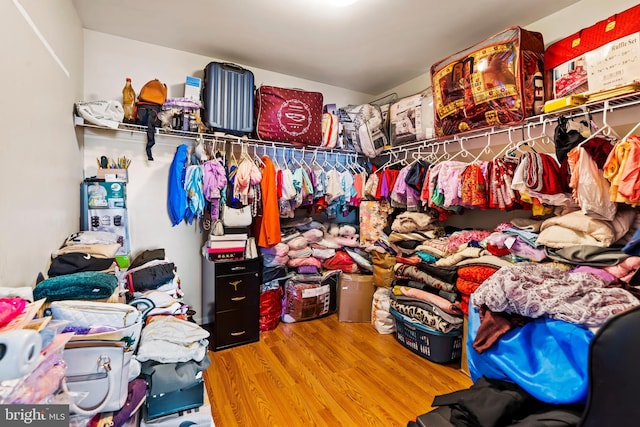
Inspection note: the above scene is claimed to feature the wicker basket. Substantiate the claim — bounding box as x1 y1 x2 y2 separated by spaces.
390 308 462 364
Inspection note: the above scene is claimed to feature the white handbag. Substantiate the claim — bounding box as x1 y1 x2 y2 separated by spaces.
62 340 130 415
221 205 252 227
50 300 141 329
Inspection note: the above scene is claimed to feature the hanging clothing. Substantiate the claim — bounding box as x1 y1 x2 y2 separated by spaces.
438 161 467 208
256 156 281 248
225 164 240 207
488 157 519 210
234 159 262 205
184 165 204 225
167 144 189 226
459 162 488 209
203 158 227 221
615 135 640 204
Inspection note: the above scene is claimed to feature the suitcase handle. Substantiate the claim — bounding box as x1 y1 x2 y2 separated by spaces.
221 62 247 74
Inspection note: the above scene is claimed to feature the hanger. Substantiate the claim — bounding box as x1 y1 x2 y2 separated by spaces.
579 101 620 147
288 148 302 169
352 153 366 173
425 142 441 164
334 153 348 172
430 141 452 166
470 132 492 163
299 147 311 169
321 151 332 171
345 152 358 174
252 143 266 167
446 136 472 162
515 140 538 154
492 134 518 161
271 144 281 169
380 149 408 170
311 149 322 169
281 146 289 170
408 146 423 166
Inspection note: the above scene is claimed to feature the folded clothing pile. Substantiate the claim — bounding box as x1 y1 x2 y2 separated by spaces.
391 258 464 333
125 249 181 300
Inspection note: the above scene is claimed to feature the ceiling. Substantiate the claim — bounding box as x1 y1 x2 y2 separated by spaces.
72 0 580 95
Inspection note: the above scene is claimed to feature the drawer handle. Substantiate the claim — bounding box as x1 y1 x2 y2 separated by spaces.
231 266 246 272
229 280 242 291
231 296 246 302
230 331 246 336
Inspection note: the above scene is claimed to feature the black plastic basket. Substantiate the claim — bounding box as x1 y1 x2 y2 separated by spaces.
390 308 462 364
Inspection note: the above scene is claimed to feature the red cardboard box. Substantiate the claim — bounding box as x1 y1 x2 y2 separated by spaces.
545 3 640 100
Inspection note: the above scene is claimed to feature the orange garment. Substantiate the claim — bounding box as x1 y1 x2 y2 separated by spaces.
350 172 362 207
617 136 640 204
256 156 281 247
567 146 581 203
603 139 633 204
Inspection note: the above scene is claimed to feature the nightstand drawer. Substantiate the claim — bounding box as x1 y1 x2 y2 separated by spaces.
215 272 259 311
213 308 259 350
215 258 261 277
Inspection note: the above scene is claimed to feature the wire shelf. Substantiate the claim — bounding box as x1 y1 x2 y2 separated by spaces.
382 91 640 156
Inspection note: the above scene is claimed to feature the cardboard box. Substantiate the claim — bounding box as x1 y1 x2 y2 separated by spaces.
338 273 375 322
545 4 640 100
98 168 128 182
87 207 131 257
86 181 126 209
185 76 202 101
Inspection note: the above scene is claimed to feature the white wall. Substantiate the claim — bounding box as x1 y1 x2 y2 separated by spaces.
82 30 372 322
378 0 640 99
0 0 83 287
83 30 371 107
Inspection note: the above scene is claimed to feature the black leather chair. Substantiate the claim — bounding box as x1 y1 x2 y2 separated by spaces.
578 304 640 427
408 305 640 427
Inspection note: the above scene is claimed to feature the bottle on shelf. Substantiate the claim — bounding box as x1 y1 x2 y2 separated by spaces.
122 78 136 124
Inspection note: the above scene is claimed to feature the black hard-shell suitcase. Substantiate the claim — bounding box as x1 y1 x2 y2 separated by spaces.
203 62 255 135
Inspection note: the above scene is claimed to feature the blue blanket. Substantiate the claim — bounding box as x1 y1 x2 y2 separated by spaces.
467 297 594 404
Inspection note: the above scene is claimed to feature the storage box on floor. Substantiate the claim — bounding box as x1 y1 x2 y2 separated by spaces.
390 308 462 365
338 273 375 322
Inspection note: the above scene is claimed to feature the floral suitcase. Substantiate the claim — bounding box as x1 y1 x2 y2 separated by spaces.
255 85 323 146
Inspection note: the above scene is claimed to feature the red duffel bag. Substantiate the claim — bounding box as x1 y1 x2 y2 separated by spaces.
255 85 323 146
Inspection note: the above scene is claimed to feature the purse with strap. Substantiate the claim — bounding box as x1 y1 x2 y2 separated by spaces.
221 205 252 227
62 340 130 415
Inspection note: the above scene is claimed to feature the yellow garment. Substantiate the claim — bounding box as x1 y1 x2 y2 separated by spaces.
532 202 554 217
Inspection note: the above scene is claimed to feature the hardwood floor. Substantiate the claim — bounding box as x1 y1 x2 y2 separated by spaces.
204 314 472 427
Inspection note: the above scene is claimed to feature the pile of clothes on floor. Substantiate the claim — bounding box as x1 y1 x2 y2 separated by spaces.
365 206 640 425
258 218 372 327
0 235 212 427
